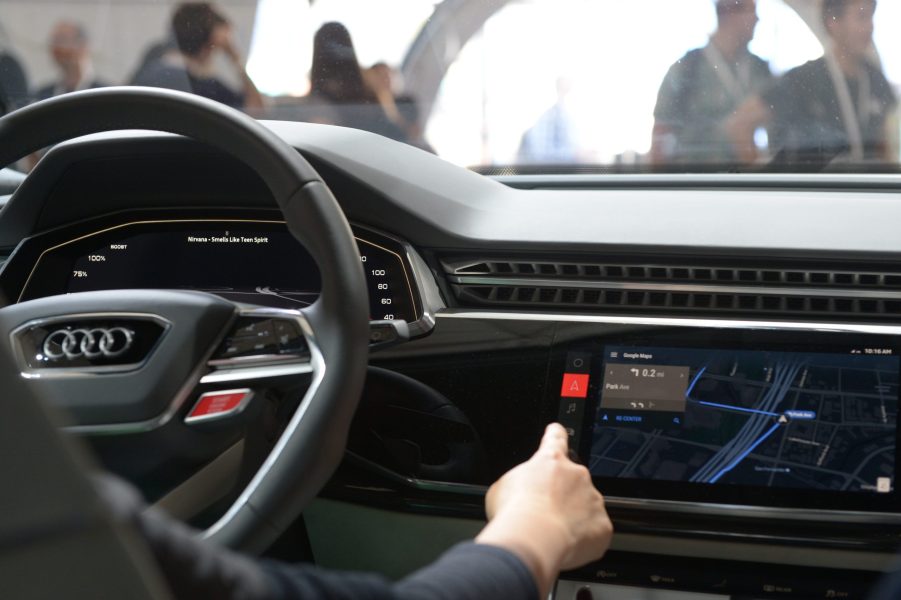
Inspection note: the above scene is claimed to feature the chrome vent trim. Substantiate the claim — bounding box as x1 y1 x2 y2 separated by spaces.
444 258 901 288
442 257 901 319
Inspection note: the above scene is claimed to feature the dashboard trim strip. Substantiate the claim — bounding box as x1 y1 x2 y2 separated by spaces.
347 453 901 525
601 496 901 524
435 309 901 335
199 362 314 384
449 276 901 299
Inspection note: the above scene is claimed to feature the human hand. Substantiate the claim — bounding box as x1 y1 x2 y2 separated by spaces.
476 423 613 596
364 65 392 93
362 66 393 103
212 24 241 64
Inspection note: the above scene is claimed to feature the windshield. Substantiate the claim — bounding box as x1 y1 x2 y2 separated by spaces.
0 0 898 174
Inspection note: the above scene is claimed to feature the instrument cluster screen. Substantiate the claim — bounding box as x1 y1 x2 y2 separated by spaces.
18 220 420 323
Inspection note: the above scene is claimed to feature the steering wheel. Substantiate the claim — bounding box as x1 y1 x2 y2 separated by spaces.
0 87 370 553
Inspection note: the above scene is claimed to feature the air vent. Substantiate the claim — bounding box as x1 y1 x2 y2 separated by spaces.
449 259 901 288
442 257 901 320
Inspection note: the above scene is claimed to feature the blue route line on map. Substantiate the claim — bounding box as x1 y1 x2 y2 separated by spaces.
684 365 707 398
696 400 781 418
708 422 782 484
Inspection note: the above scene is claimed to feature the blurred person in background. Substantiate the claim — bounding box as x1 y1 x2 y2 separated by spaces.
727 0 895 165
132 2 262 111
35 21 107 101
307 22 407 141
310 22 371 106
364 61 432 150
130 36 177 84
0 24 28 115
651 0 771 165
517 77 580 165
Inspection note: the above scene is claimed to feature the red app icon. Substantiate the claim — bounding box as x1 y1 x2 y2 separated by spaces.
561 373 589 398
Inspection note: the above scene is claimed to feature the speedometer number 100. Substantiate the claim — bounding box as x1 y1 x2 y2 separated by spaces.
364 257 396 320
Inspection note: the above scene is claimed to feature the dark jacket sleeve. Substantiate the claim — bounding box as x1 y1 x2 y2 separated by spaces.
96 475 538 600
262 542 538 600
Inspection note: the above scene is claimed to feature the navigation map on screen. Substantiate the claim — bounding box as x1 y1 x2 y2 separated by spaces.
584 345 900 493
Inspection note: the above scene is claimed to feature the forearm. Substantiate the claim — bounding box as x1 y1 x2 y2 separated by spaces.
476 509 567 598
239 72 264 110
478 423 614 597
237 70 264 111
262 542 538 600
226 52 264 110
398 542 538 600
650 121 675 165
725 121 759 163
725 96 770 163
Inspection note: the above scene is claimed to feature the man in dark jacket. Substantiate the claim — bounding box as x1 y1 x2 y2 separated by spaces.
34 21 107 101
727 0 895 164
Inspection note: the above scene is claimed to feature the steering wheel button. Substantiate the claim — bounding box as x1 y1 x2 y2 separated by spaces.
274 320 305 351
186 389 253 423
213 317 309 360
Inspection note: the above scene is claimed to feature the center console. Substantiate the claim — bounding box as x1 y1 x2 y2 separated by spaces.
540 323 901 598
555 551 880 599
323 315 901 599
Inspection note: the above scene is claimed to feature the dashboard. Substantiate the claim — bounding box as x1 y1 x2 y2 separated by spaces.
4 122 901 599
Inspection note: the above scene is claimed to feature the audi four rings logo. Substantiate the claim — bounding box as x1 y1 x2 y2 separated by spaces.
42 327 135 361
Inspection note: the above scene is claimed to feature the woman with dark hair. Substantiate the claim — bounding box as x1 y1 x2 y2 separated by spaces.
310 22 374 104
306 22 407 141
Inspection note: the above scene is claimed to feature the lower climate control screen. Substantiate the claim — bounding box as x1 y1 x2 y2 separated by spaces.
558 337 901 510
18 219 420 323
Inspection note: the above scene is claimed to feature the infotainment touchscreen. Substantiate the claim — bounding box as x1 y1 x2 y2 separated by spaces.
559 343 900 500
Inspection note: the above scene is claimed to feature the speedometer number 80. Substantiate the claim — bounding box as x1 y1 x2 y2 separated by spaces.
357 238 415 324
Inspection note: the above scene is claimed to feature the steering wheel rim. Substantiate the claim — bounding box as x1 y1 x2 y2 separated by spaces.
0 86 370 553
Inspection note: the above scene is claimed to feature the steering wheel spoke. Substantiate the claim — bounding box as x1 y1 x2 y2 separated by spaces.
200 306 320 387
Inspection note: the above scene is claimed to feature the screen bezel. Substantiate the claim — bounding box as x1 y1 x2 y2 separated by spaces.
8 214 422 323
549 327 901 513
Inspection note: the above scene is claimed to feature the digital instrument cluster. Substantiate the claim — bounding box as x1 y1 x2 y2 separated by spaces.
15 219 421 324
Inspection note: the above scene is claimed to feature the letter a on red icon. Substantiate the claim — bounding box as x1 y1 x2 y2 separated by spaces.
561 373 589 398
